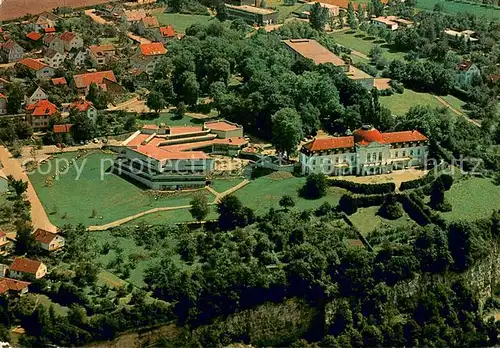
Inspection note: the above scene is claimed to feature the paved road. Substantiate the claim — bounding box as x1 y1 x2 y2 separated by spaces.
0 146 57 232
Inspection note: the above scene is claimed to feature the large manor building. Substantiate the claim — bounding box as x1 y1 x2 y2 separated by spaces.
300 125 428 176
114 120 248 190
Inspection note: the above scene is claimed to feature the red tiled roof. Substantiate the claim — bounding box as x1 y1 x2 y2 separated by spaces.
382 130 427 143
53 124 73 134
139 42 166 56
43 33 56 44
72 70 117 89
59 31 76 42
168 125 203 135
303 136 354 152
134 145 210 161
71 99 94 111
18 58 49 71
141 16 159 28
164 137 248 152
160 25 175 37
26 32 42 41
33 229 57 244
10 257 42 274
0 231 6 237
0 278 30 294
51 77 67 85
88 44 115 56
44 27 56 33
354 126 386 145
26 99 58 117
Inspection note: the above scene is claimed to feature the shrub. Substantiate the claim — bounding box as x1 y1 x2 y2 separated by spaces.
339 193 386 215
300 173 328 199
378 194 404 220
315 201 333 216
329 179 395 194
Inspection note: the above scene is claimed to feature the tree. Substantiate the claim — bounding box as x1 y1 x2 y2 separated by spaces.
370 0 384 16
217 195 254 231
347 2 358 30
208 57 231 85
14 220 36 255
70 110 95 142
301 173 328 199
309 2 330 31
6 84 23 115
146 91 165 114
189 193 209 222
7 176 28 197
86 83 109 110
279 195 295 211
271 108 303 158
216 3 228 22
179 71 199 106
358 5 366 22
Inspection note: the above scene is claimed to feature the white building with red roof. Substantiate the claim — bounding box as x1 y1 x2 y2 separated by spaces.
58 31 83 52
9 257 47 280
116 119 248 190
33 229 65 251
26 99 58 131
71 99 98 124
0 40 24 62
131 42 167 75
300 125 428 176
17 58 54 79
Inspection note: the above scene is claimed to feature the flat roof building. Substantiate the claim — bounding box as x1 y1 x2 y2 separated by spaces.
225 4 278 25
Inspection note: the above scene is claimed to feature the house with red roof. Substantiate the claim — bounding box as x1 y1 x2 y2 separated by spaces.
9 257 47 280
0 231 11 255
58 31 83 51
0 93 6 115
17 58 54 79
131 42 167 75
44 34 65 54
53 124 73 134
138 16 160 35
51 77 67 86
0 40 24 63
35 12 60 31
0 277 30 296
87 45 116 66
71 99 98 123
72 70 122 96
300 125 429 176
26 32 43 42
160 25 176 39
26 99 58 131
33 229 65 251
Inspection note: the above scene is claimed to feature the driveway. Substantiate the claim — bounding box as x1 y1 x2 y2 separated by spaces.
0 146 57 233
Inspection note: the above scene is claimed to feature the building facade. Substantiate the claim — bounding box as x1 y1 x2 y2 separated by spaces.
300 125 428 176
225 4 278 25
9 258 47 280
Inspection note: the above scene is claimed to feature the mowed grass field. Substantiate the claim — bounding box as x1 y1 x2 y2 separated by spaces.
441 94 467 114
125 208 219 226
210 177 245 193
29 152 214 227
233 173 346 214
154 13 213 32
349 206 416 236
380 89 444 116
331 31 406 61
442 177 500 221
416 0 500 21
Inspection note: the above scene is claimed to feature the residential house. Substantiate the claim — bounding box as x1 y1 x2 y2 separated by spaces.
26 99 58 130
68 49 87 67
456 61 480 86
43 34 64 54
26 32 43 42
0 40 24 63
138 16 160 35
225 4 278 25
0 278 30 296
8 257 47 280
51 77 67 86
131 42 166 75
72 70 122 95
58 32 83 51
0 94 6 115
53 124 73 134
35 11 60 31
87 45 116 66
0 231 10 255
71 99 98 123
160 25 176 39
44 27 56 34
17 58 55 79
122 9 147 24
444 29 478 43
33 229 65 251
27 86 48 104
43 49 65 68
371 16 413 31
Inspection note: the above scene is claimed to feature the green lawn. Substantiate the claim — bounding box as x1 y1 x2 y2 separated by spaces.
349 206 416 236
154 13 213 32
441 94 467 114
442 177 500 221
331 31 407 61
35 294 69 316
380 89 444 116
233 173 346 214
29 152 214 227
210 177 244 193
416 0 500 21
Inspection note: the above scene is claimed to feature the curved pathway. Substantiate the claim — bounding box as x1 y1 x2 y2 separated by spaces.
0 146 57 232
87 179 250 231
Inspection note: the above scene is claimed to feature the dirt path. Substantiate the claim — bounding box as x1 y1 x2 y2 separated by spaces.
87 179 250 230
434 95 481 127
0 146 57 233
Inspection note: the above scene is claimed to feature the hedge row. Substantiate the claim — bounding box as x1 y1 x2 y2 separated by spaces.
400 173 453 192
339 193 387 215
398 193 432 226
330 180 396 195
